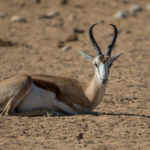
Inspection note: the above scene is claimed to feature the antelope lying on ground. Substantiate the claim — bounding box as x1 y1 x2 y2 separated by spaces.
0 24 122 116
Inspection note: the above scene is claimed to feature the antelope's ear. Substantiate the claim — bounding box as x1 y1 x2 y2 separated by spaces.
78 49 94 64
111 52 123 63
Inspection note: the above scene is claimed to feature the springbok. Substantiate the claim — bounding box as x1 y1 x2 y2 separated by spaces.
0 23 122 116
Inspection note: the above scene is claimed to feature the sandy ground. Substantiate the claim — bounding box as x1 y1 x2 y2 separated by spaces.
0 0 150 149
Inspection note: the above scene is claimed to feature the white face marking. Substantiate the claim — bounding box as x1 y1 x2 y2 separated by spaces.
95 57 112 84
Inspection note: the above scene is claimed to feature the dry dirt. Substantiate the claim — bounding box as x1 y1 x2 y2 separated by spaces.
0 0 150 150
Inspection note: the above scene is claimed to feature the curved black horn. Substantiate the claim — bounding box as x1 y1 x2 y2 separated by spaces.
105 24 118 56
89 23 102 56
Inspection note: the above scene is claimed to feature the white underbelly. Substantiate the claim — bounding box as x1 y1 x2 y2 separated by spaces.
17 84 77 114
17 84 55 112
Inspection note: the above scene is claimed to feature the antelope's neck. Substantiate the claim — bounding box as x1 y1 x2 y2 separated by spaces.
84 71 106 109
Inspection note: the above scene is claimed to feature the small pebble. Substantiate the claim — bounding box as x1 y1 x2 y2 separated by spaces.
0 12 7 18
76 133 83 141
61 45 72 51
0 39 17 47
39 11 59 19
73 28 84 34
126 30 132 34
129 5 143 16
36 0 41 3
66 34 78 42
114 10 129 19
60 0 68 5
11 16 27 22
57 41 65 48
